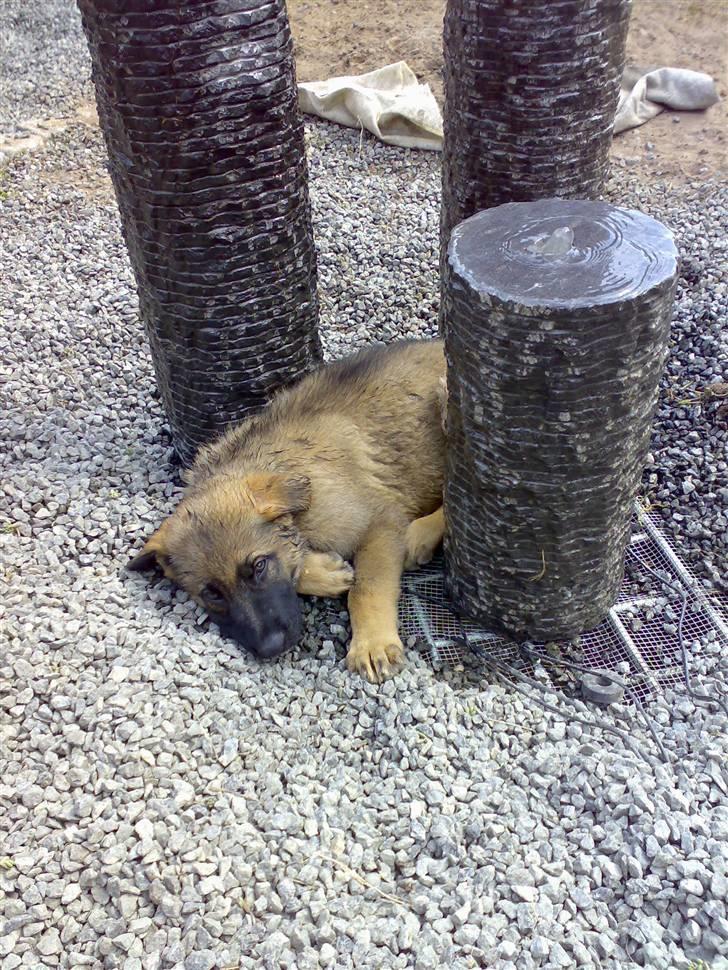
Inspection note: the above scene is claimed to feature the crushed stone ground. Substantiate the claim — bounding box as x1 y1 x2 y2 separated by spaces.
1 3 727 970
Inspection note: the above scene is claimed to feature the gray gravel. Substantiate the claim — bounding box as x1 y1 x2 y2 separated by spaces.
613 169 728 600
0 0 91 133
1 3 727 970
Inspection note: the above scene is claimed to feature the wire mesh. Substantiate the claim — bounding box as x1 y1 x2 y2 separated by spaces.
399 502 727 705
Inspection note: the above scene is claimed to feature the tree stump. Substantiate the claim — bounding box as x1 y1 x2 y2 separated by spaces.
443 199 678 640
440 0 631 268
77 0 322 464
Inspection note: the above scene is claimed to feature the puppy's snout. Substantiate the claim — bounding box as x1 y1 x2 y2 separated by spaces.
256 629 288 659
221 581 302 661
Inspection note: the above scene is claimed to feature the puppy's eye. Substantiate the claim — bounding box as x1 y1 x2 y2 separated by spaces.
252 556 269 581
201 584 226 609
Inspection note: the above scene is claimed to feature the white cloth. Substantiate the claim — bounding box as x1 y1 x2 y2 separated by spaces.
615 66 720 134
297 61 720 150
298 61 443 151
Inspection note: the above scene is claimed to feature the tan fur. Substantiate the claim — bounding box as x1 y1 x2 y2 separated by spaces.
129 339 447 681
404 506 446 571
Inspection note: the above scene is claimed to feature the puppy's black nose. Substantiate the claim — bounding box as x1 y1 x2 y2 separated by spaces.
257 630 288 659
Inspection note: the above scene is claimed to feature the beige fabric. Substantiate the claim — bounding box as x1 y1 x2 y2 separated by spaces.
615 67 720 134
298 61 720 150
298 61 443 151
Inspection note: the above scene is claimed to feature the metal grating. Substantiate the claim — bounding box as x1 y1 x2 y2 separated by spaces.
399 502 728 705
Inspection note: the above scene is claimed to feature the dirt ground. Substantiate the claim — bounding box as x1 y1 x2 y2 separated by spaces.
1 1 723 190
288 0 727 184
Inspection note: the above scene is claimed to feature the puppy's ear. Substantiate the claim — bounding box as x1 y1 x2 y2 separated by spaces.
127 520 172 572
244 473 311 521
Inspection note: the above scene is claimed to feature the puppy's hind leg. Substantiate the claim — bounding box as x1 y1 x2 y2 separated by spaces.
404 506 445 570
346 523 407 683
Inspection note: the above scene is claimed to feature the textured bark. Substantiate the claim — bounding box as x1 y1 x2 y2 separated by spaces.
77 0 322 464
443 199 678 640
440 0 632 268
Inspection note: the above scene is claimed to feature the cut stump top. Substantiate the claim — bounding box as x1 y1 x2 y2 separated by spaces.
448 199 679 311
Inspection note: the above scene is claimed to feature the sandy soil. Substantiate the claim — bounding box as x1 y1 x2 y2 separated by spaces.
1 1 722 191
288 0 727 184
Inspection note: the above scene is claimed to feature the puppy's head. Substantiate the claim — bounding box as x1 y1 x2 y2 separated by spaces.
128 473 310 660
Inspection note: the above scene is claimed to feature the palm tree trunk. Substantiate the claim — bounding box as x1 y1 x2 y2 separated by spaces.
77 0 322 464
441 0 631 273
442 199 677 639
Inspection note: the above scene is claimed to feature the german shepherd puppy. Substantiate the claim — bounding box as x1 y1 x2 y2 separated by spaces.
128 339 447 682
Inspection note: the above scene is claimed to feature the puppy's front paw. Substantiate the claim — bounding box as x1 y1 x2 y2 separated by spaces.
318 555 355 596
298 552 354 597
346 636 405 683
